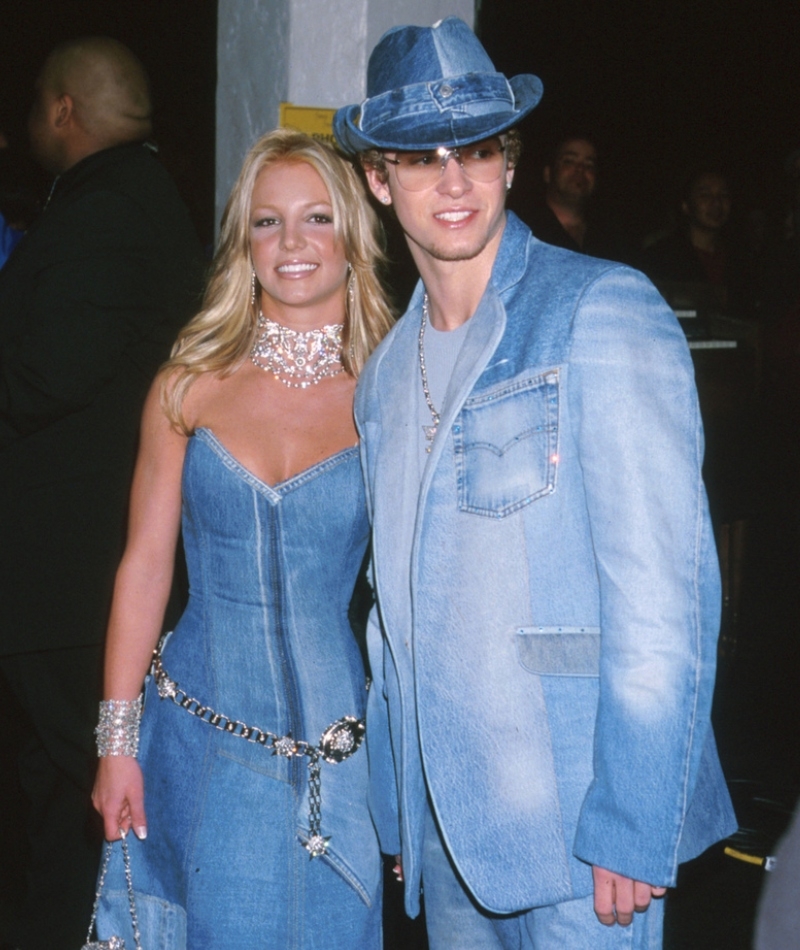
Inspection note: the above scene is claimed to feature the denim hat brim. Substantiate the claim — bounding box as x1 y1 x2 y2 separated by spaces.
334 72 543 155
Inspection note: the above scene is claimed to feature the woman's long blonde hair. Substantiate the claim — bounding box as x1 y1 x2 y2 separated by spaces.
162 128 394 431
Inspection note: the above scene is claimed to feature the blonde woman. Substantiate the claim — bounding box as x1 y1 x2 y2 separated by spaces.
92 129 393 949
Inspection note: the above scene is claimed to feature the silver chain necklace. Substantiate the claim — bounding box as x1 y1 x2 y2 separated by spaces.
419 293 440 452
250 312 344 389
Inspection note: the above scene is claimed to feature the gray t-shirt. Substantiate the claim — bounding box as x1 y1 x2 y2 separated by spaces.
416 314 470 478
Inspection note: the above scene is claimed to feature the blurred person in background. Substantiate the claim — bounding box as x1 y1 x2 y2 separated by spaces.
0 37 202 949
528 133 636 264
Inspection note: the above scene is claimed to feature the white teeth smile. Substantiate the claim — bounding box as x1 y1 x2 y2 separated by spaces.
436 211 471 222
277 262 317 273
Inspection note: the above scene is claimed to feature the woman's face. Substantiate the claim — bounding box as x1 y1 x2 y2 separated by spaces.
249 160 349 327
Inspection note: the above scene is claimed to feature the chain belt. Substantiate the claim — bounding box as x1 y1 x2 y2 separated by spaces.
150 638 365 858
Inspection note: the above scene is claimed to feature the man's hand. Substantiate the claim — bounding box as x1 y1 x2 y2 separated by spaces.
592 866 667 926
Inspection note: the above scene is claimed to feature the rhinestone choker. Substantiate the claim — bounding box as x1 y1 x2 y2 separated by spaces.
250 312 344 389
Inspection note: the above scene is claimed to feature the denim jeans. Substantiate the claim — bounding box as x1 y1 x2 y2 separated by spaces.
422 804 664 950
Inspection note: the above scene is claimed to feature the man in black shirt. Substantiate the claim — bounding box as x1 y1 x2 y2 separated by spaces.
0 37 202 949
528 135 634 264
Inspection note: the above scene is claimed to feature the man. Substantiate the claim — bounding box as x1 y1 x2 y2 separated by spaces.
641 169 750 313
0 37 202 949
528 134 634 263
334 18 736 949
532 135 598 250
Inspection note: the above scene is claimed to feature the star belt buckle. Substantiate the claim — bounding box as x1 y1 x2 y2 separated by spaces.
304 833 331 858
155 672 178 700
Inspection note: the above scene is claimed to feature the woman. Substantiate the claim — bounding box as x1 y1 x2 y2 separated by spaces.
91 129 393 949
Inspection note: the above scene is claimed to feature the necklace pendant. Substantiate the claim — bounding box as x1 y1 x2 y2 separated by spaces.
422 424 437 452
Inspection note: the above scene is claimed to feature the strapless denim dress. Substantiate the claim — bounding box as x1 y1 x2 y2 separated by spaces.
97 428 382 949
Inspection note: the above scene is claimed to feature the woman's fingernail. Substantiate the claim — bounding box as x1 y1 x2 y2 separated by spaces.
135 825 148 840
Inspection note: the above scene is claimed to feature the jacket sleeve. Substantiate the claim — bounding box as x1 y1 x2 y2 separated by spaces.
355 375 402 856
567 266 722 886
0 189 185 448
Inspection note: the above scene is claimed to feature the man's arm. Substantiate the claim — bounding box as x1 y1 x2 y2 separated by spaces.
354 379 402 856
567 265 721 888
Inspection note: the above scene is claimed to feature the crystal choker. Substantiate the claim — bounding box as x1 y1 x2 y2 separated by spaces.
250 312 344 389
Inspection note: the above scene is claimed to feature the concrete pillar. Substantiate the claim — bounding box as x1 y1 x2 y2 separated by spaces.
216 0 474 228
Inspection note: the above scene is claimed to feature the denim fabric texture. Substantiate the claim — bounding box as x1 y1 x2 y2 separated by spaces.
333 17 543 153
355 212 737 919
96 430 381 949
421 803 665 950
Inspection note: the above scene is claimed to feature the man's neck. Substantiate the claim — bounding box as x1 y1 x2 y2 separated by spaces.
410 217 505 331
546 195 588 246
689 225 720 254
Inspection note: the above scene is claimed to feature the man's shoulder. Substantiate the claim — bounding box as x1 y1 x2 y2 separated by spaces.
54 144 193 227
514 230 632 296
497 212 621 291
498 230 666 351
31 145 200 265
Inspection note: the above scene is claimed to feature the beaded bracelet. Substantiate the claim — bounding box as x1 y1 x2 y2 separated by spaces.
95 695 143 757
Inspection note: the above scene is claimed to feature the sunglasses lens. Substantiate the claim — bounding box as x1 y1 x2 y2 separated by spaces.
391 140 505 191
394 150 440 191
460 140 505 180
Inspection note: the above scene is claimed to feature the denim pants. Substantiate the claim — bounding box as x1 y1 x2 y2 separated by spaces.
422 804 664 950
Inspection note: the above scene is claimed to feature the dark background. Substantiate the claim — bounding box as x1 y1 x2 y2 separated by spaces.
2 0 798 246
478 0 800 240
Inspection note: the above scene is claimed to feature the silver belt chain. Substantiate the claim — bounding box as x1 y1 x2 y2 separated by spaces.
150 638 365 858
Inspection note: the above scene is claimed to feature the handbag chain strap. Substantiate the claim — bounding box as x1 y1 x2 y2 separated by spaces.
84 834 143 950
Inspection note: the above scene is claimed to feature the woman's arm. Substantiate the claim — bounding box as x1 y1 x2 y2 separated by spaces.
92 372 187 839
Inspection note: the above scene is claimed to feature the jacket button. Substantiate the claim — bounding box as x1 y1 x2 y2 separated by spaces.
440 84 453 98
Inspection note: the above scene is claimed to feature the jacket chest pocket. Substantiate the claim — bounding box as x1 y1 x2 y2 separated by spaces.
453 371 559 517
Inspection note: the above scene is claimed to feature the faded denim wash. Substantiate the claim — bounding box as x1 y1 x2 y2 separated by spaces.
421 802 664 949
355 213 737 922
97 429 381 949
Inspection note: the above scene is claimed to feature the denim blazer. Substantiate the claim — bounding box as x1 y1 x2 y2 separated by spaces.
356 213 737 916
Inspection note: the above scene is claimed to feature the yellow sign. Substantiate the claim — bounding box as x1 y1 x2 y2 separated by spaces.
279 104 337 147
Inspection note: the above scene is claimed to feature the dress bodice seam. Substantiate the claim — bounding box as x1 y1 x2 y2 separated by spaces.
192 427 359 501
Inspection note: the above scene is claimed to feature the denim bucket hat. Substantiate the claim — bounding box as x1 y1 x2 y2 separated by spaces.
333 17 543 154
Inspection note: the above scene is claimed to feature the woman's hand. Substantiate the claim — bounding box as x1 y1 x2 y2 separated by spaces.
92 755 147 841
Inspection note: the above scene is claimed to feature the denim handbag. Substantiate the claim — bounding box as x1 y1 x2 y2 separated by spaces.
82 834 143 950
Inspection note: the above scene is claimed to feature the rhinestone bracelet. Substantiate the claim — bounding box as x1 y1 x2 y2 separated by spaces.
95 695 143 757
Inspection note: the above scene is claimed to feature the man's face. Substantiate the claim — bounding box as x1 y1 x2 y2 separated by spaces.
545 139 598 204
682 174 731 232
365 140 513 270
